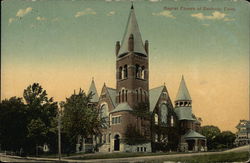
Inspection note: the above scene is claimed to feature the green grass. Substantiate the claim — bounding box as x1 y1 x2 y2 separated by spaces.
70 151 249 162
166 152 249 163
71 152 177 160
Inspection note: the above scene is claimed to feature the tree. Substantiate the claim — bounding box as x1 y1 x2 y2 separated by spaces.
124 102 151 145
0 97 27 152
124 124 149 145
201 125 221 150
23 83 58 154
61 89 103 152
216 131 236 149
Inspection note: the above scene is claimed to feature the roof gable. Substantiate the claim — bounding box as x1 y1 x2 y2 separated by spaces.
106 87 117 107
149 85 164 112
99 84 117 108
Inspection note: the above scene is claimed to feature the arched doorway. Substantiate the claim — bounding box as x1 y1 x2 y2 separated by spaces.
114 134 120 151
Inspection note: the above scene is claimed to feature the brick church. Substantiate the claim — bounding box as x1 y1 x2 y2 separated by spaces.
78 5 207 153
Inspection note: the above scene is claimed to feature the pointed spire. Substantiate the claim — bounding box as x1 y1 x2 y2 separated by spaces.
118 4 147 57
88 78 99 103
175 75 191 101
131 1 134 9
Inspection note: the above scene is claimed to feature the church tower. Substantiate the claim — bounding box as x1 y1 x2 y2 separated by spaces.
174 75 194 134
115 4 149 109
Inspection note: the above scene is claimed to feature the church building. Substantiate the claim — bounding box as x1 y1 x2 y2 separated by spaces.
79 4 207 153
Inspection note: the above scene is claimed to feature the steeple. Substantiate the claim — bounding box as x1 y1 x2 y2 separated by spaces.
87 78 99 103
118 4 147 57
175 75 191 102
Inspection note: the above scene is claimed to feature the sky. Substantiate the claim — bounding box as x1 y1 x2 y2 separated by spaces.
1 0 249 132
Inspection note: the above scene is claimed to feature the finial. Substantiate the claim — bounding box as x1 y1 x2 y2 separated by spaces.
131 1 134 9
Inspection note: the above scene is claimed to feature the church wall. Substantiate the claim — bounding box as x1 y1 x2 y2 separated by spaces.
110 111 136 136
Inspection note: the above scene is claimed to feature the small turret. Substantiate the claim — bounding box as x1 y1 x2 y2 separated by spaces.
175 75 192 107
128 34 134 51
145 40 149 54
116 41 120 56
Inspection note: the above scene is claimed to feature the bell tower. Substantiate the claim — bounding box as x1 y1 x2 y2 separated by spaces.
115 4 149 109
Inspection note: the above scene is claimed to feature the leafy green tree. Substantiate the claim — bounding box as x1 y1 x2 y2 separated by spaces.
124 102 151 145
201 125 221 150
27 118 48 149
216 131 236 149
61 89 102 152
124 124 150 145
0 97 27 152
23 83 58 154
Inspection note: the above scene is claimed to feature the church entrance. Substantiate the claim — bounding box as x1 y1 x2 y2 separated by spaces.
114 134 120 151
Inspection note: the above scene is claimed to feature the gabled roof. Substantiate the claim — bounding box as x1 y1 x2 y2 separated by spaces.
87 79 99 103
184 130 206 140
174 107 195 121
149 85 164 112
106 87 117 107
118 5 147 57
110 102 133 114
175 75 191 101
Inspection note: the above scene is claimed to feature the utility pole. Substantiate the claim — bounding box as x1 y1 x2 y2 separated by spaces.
58 106 62 162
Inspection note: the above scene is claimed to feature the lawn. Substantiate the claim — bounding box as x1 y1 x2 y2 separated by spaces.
166 152 249 163
69 151 249 162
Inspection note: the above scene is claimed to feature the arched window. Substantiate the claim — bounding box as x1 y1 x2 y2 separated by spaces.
103 134 106 143
180 102 183 106
141 66 145 79
125 90 128 101
100 103 108 118
122 89 124 102
124 65 128 78
154 114 158 125
135 64 140 78
108 133 111 143
121 67 124 79
119 67 122 79
160 104 168 124
138 67 142 78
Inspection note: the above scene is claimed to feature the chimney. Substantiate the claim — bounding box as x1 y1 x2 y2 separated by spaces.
128 34 134 52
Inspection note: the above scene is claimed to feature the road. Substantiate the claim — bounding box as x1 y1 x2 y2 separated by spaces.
0 145 249 163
